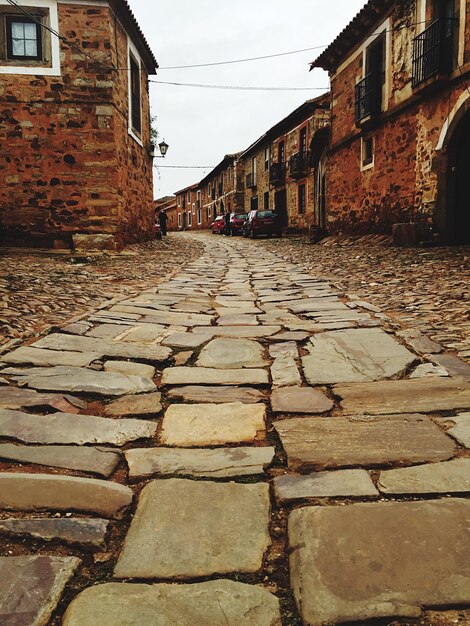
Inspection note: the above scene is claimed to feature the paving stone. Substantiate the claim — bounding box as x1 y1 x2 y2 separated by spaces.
0 518 109 550
161 332 211 349
62 580 281 626
0 473 133 518
436 412 470 448
0 556 80 626
0 387 85 412
349 300 382 313
270 386 333 414
113 307 214 327
0 409 157 445
125 446 275 479
217 314 259 326
1 347 101 368
302 329 416 384
271 331 310 342
428 354 470 381
0 443 121 477
289 499 470 624
32 333 172 363
197 338 266 369
162 366 269 386
114 479 271 579
274 470 378 502
269 342 298 358
166 385 265 404
87 324 132 339
104 360 156 379
215 306 262 315
378 459 470 494
173 350 193 366
62 321 93 335
271 355 302 387
192 325 281 338
410 363 449 378
274 415 455 470
160 403 266 447
115 324 167 343
288 300 348 313
336 378 470 414
7 366 156 396
396 328 443 355
104 392 162 417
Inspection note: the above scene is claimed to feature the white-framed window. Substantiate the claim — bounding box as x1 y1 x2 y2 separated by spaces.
264 147 270 170
187 211 192 226
0 0 60 76
197 208 202 225
252 156 257 185
361 135 374 171
177 213 182 227
127 37 143 146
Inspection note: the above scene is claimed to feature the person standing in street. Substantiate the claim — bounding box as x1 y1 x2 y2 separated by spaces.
158 209 168 237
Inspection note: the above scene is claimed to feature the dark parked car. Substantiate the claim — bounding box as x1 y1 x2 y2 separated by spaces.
243 210 282 238
211 216 225 234
227 212 248 236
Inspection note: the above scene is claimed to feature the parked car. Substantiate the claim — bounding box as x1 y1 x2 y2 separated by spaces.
227 212 248 236
243 210 282 238
211 216 225 234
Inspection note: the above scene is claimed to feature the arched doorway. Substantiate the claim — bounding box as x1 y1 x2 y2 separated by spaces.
446 110 470 244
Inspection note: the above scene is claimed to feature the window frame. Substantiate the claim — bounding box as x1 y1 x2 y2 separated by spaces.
187 210 192 227
6 15 42 61
263 191 270 210
298 183 306 215
361 135 375 171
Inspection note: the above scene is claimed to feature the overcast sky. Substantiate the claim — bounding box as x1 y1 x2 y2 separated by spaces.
129 0 366 198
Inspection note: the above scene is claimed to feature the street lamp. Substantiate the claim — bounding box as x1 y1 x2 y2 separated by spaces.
150 139 169 159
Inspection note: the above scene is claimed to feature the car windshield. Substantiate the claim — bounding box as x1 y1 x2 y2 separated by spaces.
257 211 275 218
234 214 247 220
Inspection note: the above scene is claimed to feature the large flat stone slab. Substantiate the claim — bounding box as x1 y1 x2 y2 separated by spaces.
160 403 266 446
289 499 470 624
104 360 156 379
63 580 281 626
0 473 133 518
378 459 470 494
32 333 172 363
1 346 100 367
7 366 156 396
271 355 302 387
270 386 333 414
192 326 281 338
197 338 266 369
0 409 156 445
274 470 378 502
436 412 470 448
162 367 269 386
161 332 211 348
274 415 455 470
0 443 121 477
114 479 271 579
336 378 470 414
0 518 109 550
0 556 80 626
113 307 214 327
125 446 275 479
104 392 162 417
0 387 85 412
288 299 348 313
302 329 416 384
167 385 265 404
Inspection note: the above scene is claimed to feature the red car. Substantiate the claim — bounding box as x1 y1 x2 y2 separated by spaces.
242 210 282 238
227 212 248 236
211 216 225 234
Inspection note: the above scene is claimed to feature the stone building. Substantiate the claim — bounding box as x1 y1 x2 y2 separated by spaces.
238 97 330 231
0 0 157 250
174 183 201 230
155 195 176 231
198 153 244 226
311 0 470 244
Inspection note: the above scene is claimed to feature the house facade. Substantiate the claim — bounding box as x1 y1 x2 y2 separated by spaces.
311 0 470 244
239 97 330 231
175 183 201 230
155 195 177 231
198 153 244 226
0 0 157 250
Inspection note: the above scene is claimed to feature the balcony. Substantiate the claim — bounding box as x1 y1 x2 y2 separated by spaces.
270 162 286 186
289 152 309 179
412 17 456 88
355 72 382 125
246 173 257 189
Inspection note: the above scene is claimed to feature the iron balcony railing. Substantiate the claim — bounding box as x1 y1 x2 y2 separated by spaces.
246 173 257 188
269 162 286 186
289 151 309 179
412 17 457 87
355 71 382 124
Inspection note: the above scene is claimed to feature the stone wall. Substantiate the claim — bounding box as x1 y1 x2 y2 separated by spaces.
0 2 154 249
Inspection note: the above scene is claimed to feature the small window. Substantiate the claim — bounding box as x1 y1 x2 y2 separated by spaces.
251 157 257 184
298 184 306 214
300 127 307 155
264 191 269 210
278 141 285 164
187 211 192 226
178 213 182 227
250 196 258 211
264 147 270 171
197 208 202 225
362 136 374 167
6 16 42 61
129 54 141 134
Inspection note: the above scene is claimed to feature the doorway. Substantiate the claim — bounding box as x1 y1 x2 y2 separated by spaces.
446 110 470 244
274 189 288 227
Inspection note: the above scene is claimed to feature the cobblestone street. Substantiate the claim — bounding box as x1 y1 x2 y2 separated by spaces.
0 233 469 625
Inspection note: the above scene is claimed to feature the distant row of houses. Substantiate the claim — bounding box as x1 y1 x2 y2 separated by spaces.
160 0 470 245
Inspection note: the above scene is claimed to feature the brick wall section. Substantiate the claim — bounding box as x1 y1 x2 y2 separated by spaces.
0 2 154 248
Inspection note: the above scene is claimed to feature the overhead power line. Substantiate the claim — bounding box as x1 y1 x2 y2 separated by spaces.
150 80 325 91
154 165 216 169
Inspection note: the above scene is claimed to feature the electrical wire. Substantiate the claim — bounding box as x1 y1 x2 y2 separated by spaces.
153 165 216 169
150 80 326 91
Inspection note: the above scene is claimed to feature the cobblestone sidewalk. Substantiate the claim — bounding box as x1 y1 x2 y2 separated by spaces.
0 233 468 625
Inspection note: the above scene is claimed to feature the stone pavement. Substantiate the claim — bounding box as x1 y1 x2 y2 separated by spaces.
0 234 469 625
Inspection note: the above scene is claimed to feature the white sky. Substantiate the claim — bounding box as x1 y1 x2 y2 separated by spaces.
128 0 366 198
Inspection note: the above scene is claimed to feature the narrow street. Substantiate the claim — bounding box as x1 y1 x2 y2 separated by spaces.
0 234 469 625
